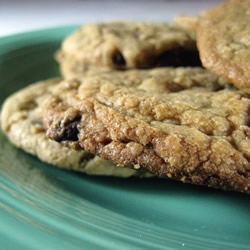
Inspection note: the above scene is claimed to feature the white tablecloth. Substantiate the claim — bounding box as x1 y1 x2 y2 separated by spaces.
0 0 225 37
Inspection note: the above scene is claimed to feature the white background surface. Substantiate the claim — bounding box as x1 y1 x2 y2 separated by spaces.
0 0 225 37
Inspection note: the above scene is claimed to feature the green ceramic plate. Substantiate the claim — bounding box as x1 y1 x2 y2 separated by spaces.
0 26 249 250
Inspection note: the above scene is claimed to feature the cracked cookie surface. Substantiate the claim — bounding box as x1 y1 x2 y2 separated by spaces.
42 67 250 193
0 78 150 177
197 0 250 93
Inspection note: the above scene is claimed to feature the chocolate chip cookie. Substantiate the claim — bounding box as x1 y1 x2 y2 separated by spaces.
197 0 250 93
42 67 250 193
0 78 151 177
56 21 201 78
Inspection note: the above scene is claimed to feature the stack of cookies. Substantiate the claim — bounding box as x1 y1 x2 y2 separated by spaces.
1 0 249 193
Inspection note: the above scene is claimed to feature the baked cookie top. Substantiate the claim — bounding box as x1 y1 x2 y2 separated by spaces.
57 21 201 70
0 78 149 177
197 0 250 93
42 67 250 193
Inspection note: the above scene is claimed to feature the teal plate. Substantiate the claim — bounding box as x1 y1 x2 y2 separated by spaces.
0 26 250 250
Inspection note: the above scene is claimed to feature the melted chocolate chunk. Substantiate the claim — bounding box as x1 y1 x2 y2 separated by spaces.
58 117 81 142
112 51 126 67
157 48 202 67
145 48 202 68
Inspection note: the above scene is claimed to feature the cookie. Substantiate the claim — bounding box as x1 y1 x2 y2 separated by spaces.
174 15 201 33
56 21 201 78
57 59 112 80
59 65 230 93
0 78 150 177
42 67 250 193
197 0 250 93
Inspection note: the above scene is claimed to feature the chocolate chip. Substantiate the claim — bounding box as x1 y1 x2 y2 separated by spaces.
58 117 81 142
112 51 126 67
152 48 202 67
